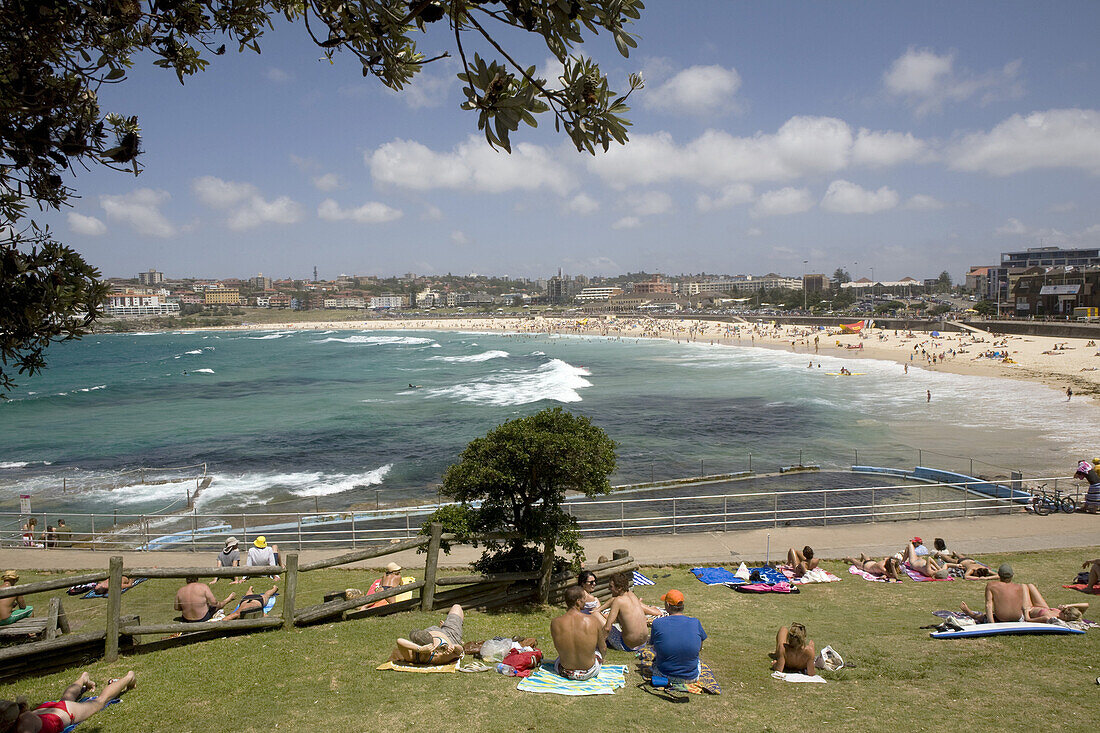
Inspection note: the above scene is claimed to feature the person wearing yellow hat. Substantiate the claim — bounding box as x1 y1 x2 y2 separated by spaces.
1 570 32 626
245 536 280 580
649 589 707 686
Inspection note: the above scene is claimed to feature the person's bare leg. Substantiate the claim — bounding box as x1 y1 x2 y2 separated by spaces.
787 548 799 566
260 585 278 605
1024 583 1050 611
959 602 985 622
771 627 788 670
859 552 869 564
64 671 135 723
842 557 859 567
218 592 237 610
1088 563 1100 590
60 671 94 701
447 604 463 619
902 543 917 564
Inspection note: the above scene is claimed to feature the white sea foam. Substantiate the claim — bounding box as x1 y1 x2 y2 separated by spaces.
191 368 215 374
184 349 203 355
75 385 106 392
0 461 51 469
530 351 546 356
193 465 394 506
313 335 436 346
293 464 392 497
248 333 288 340
429 350 509 363
421 358 591 406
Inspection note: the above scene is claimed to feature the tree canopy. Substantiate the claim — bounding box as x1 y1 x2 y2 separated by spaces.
427 406 617 572
0 0 646 394
832 268 851 284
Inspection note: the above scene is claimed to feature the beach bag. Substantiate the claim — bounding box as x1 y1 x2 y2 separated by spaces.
479 637 512 662
814 646 845 671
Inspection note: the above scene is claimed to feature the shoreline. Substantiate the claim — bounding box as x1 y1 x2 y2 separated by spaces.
184 315 1100 406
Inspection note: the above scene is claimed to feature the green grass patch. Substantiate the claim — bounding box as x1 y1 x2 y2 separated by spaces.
3 547 1098 732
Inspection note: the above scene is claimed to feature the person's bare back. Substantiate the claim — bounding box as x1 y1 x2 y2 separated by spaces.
551 607 603 672
986 578 1027 622
605 576 662 650
175 581 218 621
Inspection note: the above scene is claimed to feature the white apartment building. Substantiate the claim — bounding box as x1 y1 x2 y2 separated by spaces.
576 286 624 301
371 295 406 309
105 292 181 316
322 295 366 309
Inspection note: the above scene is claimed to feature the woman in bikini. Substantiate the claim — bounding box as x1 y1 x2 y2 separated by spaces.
1 671 136 733
577 571 602 614
945 558 996 579
1023 584 1088 622
843 553 902 580
771 622 816 676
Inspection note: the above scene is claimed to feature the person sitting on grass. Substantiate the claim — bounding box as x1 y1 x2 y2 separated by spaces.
576 571 602 614
1022 584 1087 623
930 538 962 563
786 546 819 577
212 537 240 585
959 564 1031 623
220 586 278 621
0 670 135 733
946 558 996 579
174 576 237 623
1082 558 1100 591
550 586 604 681
649 589 706 687
771 623 816 677
391 604 465 665
603 571 663 652
842 553 902 580
0 571 28 626
903 542 949 579
245 536 279 580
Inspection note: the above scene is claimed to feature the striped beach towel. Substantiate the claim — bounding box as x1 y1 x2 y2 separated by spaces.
516 663 628 695
376 658 462 673
848 565 900 583
632 570 655 586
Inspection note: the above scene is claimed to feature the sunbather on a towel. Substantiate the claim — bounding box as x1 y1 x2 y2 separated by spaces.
931 538 963 563
842 554 901 580
904 543 949 579
551 586 604 680
945 559 995 579
576 571 604 615
603 572 662 652
391 604 465 665
175 576 237 622
92 576 136 595
221 585 277 621
786 546 819 577
959 564 1031 623
771 623 816 677
1083 558 1100 591
0 670 136 733
1021 584 1087 623
0 570 27 625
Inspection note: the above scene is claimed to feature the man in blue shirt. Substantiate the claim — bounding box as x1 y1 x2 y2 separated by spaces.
649 589 706 685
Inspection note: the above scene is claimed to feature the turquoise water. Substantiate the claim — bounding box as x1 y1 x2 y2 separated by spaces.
0 328 1090 517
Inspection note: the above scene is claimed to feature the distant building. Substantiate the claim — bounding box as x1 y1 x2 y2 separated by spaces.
632 276 672 294
105 291 179 316
576 286 624 301
204 288 241 305
323 295 366 309
137 269 164 285
269 292 291 309
1010 266 1099 316
802 274 828 293
250 273 273 290
371 295 406 309
988 246 1100 304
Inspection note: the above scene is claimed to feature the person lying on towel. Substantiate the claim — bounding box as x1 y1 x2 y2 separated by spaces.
786 546 819 577
903 543 949 579
842 553 902 580
0 670 136 733
603 571 663 651
649 590 706 686
772 623 816 677
550 586 605 681
391 604 464 665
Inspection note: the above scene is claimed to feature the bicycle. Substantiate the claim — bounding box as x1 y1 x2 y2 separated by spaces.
1029 484 1076 515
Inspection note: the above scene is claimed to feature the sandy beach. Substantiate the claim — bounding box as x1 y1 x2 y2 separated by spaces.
203 316 1100 405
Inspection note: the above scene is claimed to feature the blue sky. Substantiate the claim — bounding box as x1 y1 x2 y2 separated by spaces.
44 1 1100 282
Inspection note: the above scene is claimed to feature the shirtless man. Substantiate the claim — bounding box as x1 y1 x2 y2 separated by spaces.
960 564 1031 623
1082 558 1100 590
786 546 819 577
550 585 605 680
1 670 136 733
391 604 464 665
0 570 29 624
603 572 663 651
174 577 236 622
903 542 949 579
842 554 902 580
92 576 136 595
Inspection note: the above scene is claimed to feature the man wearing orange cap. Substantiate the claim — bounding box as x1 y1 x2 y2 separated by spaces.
649 589 706 686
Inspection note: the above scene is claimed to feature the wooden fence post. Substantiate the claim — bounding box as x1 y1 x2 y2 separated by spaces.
420 523 441 611
538 542 555 604
105 556 123 662
282 553 298 631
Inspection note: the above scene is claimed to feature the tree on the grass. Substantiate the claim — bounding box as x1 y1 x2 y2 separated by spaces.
425 406 616 574
0 1 645 395
832 268 852 284
973 300 998 317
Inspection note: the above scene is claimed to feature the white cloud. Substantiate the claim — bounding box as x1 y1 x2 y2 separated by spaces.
67 212 106 236
539 56 566 86
369 136 574 195
851 129 928 167
820 180 899 214
311 173 341 191
904 194 945 210
266 68 292 83
100 189 176 237
996 218 1028 235
421 205 443 220
621 190 673 217
697 183 754 212
451 230 470 245
751 187 814 218
884 47 1023 115
567 193 600 215
645 65 742 115
318 199 402 224
384 67 451 109
612 216 641 229
948 109 1100 175
192 176 302 230
589 116 855 188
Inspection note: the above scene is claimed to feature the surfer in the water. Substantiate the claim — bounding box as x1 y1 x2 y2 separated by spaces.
408 384 419 389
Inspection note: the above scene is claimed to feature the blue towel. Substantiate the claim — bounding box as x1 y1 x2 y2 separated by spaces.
632 571 655 586
690 567 743 585
747 567 788 585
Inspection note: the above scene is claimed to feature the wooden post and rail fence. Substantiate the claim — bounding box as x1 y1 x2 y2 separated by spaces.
0 523 637 674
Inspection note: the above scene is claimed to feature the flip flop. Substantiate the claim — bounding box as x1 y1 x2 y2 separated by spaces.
457 661 492 673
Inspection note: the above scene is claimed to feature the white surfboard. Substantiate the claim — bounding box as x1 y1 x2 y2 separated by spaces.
930 621 1085 638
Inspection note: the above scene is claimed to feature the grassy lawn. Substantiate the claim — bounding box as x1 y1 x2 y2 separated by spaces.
3 547 1098 732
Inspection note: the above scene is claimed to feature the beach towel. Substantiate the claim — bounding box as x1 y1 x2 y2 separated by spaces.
367 576 417 607
516 663 628 696
632 570 656 586
638 645 721 694
734 582 798 594
771 671 826 683
227 593 278 616
848 565 900 583
793 568 841 584
81 577 147 599
60 697 122 733
903 563 952 582
1063 584 1100 595
376 658 463 673
748 566 789 585
690 567 744 585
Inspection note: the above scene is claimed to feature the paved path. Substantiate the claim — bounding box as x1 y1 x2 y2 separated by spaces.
4 512 1096 572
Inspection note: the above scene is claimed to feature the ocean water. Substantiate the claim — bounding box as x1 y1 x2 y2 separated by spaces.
0 328 1091 518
